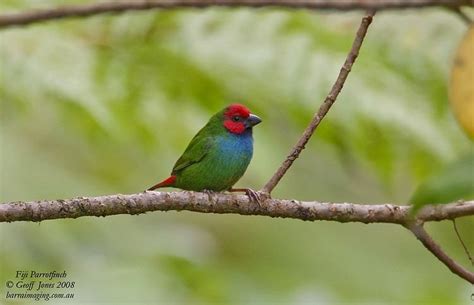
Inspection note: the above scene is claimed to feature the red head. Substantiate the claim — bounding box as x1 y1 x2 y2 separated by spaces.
223 104 262 134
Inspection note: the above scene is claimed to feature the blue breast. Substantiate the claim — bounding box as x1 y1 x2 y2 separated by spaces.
209 130 254 186
174 129 255 191
217 131 253 158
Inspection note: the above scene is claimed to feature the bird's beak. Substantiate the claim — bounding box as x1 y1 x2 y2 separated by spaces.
245 114 262 128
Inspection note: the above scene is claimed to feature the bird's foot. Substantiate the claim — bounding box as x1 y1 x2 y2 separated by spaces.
202 189 217 201
229 188 262 206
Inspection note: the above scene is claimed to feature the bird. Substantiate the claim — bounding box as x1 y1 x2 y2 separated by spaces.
147 103 262 200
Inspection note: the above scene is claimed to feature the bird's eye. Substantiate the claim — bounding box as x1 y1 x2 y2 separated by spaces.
232 116 241 122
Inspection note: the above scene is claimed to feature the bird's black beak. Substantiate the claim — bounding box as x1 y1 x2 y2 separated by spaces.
245 114 262 128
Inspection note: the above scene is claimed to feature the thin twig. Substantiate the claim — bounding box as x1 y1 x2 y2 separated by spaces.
408 223 474 284
0 0 469 29
261 10 375 194
453 219 474 267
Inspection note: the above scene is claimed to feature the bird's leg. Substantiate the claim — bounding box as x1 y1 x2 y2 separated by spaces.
228 188 261 205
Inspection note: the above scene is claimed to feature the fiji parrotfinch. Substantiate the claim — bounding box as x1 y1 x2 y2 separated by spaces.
148 104 262 199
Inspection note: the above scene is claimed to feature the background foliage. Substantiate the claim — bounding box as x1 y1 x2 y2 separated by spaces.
1 1 473 304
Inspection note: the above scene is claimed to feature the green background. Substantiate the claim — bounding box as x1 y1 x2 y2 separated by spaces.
1 1 473 304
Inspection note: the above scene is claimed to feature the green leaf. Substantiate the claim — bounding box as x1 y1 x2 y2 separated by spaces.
411 153 474 212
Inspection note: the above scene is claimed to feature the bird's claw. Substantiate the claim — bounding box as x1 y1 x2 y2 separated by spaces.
228 188 263 206
202 189 217 201
244 189 261 205
202 189 216 195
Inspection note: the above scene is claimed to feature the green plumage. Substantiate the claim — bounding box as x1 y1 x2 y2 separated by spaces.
149 105 260 192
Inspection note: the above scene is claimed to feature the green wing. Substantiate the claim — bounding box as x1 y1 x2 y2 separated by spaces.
171 129 213 175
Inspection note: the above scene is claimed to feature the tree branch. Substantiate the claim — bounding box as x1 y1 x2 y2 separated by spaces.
0 0 470 29
2 192 473 283
261 9 374 194
1 192 473 224
408 223 474 284
3 192 472 283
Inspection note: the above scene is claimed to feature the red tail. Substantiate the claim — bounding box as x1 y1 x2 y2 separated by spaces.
147 175 176 191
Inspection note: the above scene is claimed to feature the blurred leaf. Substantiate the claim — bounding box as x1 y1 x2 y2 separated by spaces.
411 153 474 212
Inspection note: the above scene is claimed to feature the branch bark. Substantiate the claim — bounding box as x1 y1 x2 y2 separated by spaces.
1 191 473 224
262 9 374 194
0 0 470 29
